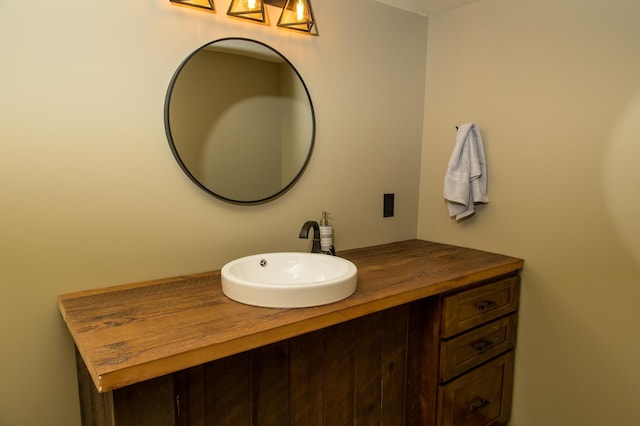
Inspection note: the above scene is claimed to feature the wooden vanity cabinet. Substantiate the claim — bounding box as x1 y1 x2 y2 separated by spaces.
74 274 520 426
60 240 524 426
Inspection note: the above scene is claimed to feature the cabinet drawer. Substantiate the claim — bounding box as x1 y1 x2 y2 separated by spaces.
439 314 517 382
442 276 520 338
437 351 514 426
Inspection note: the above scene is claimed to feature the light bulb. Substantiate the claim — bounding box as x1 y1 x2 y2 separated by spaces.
248 0 256 9
296 0 304 21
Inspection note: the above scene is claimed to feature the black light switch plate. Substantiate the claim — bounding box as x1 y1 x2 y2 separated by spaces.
383 193 394 217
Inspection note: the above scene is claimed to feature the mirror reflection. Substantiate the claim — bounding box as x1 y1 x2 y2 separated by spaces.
165 38 315 204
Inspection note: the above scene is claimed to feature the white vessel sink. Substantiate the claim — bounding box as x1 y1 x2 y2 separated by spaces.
221 252 358 308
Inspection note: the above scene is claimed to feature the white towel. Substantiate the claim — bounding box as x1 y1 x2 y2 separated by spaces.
443 122 488 220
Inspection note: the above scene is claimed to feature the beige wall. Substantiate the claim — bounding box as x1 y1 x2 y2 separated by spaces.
418 0 640 425
0 1 426 424
7 0 637 424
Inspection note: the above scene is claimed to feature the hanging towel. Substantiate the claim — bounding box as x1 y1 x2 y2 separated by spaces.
443 122 488 220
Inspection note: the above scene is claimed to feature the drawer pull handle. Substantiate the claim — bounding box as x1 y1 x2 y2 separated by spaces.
473 339 495 353
469 397 491 413
476 300 497 312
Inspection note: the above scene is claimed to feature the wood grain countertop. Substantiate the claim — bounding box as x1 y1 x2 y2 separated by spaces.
58 239 524 393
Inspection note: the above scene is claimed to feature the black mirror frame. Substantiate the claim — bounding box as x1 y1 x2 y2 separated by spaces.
164 37 316 205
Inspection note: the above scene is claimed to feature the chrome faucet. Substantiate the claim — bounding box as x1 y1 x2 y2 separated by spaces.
299 221 335 255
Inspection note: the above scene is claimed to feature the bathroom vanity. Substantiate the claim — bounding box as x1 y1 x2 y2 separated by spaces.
58 240 523 426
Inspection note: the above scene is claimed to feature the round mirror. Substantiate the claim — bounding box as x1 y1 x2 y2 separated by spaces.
164 38 315 204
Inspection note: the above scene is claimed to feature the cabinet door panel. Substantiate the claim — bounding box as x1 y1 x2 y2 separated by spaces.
290 330 324 425
112 374 176 426
250 341 291 425
437 352 514 426
442 276 520 338
381 306 409 425
324 321 356 424
440 314 517 382
354 312 383 425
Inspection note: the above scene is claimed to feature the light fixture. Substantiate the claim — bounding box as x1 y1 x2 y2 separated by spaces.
276 0 315 33
169 0 214 11
169 0 316 34
227 0 266 23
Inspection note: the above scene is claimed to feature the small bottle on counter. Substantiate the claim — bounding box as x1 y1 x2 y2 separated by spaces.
319 211 333 253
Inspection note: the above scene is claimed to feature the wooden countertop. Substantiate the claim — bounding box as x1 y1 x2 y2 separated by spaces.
58 240 524 393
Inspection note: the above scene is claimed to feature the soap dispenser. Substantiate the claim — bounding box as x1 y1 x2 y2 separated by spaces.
319 211 334 253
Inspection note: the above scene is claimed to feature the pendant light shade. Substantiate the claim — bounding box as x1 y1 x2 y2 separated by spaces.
277 0 314 32
227 0 266 22
169 0 214 11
